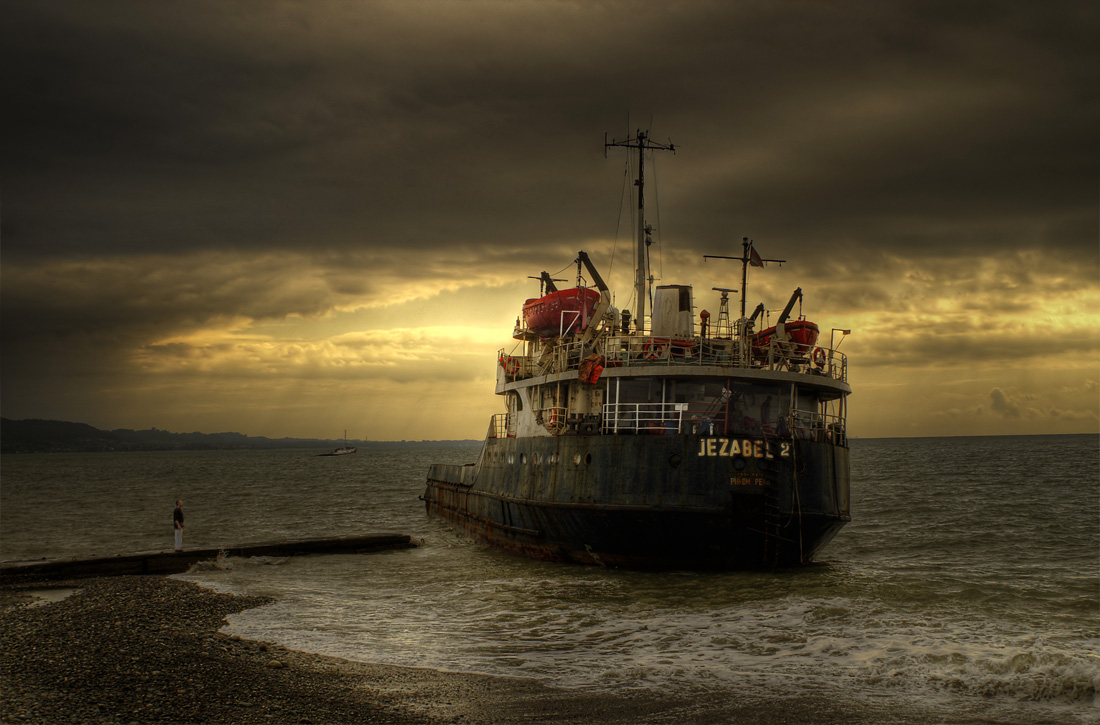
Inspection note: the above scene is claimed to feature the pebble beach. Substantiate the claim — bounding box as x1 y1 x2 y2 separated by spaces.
0 575 924 725
1 576 652 724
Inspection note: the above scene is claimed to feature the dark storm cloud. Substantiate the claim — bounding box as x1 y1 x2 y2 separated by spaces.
5 0 1095 261
798 247 1095 319
1 254 335 340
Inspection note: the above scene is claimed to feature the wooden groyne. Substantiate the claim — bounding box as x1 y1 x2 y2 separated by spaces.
0 533 416 583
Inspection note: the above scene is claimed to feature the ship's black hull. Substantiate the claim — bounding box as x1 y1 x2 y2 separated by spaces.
425 433 850 569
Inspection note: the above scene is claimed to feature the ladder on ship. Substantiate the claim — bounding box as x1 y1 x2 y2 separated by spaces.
762 486 782 568
762 450 808 568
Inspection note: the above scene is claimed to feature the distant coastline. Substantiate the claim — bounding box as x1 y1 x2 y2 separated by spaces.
0 418 478 454
2 418 1092 454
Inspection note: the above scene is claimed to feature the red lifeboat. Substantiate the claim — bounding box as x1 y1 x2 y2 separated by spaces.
752 320 820 358
523 287 601 338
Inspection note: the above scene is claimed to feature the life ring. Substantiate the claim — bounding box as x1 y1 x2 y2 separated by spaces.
643 339 669 361
547 409 559 428
812 347 827 367
500 356 519 375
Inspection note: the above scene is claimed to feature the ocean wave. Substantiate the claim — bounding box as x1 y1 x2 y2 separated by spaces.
184 553 292 574
868 635 1100 709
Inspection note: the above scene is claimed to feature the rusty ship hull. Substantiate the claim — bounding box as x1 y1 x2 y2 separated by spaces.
425 431 849 569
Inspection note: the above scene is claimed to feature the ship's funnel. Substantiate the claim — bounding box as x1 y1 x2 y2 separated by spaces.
652 285 694 338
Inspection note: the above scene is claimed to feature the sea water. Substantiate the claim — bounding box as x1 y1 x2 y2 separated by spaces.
2 435 1097 723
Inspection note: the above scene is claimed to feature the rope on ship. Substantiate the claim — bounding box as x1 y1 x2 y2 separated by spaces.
771 393 806 567
608 159 631 282
764 486 780 569
790 413 806 564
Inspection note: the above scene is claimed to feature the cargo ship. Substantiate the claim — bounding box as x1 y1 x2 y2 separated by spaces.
424 131 852 569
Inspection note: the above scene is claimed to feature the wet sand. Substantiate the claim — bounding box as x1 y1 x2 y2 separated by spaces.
1 575 949 724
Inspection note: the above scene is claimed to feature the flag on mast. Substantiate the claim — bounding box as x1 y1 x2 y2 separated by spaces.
749 244 764 267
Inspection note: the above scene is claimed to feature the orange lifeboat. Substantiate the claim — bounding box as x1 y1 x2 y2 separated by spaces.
522 287 601 338
752 320 820 358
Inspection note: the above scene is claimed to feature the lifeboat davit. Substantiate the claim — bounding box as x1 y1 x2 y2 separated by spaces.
523 287 601 338
752 320 820 357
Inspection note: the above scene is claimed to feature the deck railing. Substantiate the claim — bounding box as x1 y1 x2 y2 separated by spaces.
498 332 848 386
481 401 844 442
540 406 568 435
600 401 845 442
603 402 688 435
790 410 848 445
486 413 514 439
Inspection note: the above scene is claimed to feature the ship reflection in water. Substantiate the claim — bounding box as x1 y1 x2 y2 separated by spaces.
425 131 852 569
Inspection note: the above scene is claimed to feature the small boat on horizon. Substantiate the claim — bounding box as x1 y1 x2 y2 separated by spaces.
318 431 357 457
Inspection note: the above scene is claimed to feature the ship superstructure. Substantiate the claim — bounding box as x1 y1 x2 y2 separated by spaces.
424 131 851 568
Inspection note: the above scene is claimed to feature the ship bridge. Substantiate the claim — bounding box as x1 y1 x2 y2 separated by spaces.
491 306 850 447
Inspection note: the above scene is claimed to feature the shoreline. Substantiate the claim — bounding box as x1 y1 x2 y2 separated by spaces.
1 575 962 724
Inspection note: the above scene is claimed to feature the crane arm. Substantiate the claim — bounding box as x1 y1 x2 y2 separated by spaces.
576 251 608 293
577 251 611 348
776 287 803 326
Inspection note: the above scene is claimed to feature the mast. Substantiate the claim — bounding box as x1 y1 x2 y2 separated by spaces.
605 129 675 332
740 237 750 319
705 237 785 320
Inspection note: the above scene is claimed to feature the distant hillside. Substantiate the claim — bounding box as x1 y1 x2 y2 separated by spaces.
0 418 477 454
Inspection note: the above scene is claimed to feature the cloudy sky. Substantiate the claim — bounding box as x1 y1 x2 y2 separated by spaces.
2 0 1097 440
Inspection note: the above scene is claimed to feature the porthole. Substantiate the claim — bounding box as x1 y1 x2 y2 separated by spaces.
508 454 515 465
584 453 592 466
520 453 527 465
573 453 582 466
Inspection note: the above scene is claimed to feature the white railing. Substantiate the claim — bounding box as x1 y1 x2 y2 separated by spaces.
599 401 846 442
481 402 846 441
486 413 514 439
603 402 688 435
540 406 568 435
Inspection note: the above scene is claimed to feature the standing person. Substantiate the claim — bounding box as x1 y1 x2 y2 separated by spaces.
173 500 185 551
